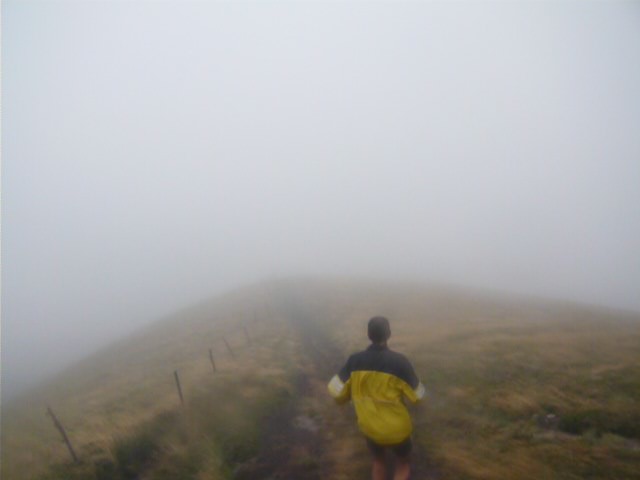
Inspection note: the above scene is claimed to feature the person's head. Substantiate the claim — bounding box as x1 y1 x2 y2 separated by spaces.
368 316 391 344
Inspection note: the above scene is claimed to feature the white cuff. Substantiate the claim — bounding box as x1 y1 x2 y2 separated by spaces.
414 382 426 400
328 375 345 397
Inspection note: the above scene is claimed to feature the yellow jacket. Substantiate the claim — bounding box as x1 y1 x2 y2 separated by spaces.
328 344 425 445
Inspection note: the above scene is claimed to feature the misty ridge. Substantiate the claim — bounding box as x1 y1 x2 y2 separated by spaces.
3 278 640 480
2 1 640 479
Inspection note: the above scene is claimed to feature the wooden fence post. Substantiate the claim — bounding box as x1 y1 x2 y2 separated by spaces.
46 406 79 463
174 370 184 406
223 337 235 358
208 348 217 373
243 326 252 346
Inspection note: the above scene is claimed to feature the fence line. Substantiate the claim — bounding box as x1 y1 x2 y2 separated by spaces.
174 370 185 406
209 348 217 373
46 406 79 464
46 310 272 463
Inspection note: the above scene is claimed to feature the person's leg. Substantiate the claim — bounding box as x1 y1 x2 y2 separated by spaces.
391 437 412 480
366 438 387 480
393 456 410 480
372 455 386 480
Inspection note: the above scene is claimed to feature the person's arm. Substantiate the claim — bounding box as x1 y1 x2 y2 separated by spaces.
327 356 352 405
399 357 426 404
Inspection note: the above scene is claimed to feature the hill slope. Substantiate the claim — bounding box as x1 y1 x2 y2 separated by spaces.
3 279 640 479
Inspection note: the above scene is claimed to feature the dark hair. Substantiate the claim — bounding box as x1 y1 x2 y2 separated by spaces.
368 316 391 343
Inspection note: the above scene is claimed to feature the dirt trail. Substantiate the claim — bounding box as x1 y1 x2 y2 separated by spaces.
233 370 323 480
232 298 330 480
234 296 440 479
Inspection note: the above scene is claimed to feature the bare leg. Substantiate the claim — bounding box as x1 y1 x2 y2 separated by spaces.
372 456 386 480
393 456 411 480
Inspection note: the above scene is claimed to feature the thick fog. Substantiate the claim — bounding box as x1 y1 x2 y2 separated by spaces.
2 1 639 399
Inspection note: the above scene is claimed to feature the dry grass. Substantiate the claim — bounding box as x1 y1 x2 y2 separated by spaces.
4 279 640 480
2 284 295 480
310 280 640 480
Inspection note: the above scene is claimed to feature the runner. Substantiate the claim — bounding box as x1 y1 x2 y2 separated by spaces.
328 316 425 480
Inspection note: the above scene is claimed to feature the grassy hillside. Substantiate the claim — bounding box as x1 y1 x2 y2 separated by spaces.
2 283 295 480
310 280 640 479
3 279 640 479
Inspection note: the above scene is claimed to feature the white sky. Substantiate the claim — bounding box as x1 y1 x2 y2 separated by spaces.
2 1 640 398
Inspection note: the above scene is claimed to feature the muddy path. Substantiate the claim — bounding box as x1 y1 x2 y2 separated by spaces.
233 370 324 480
234 295 440 479
232 297 332 480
